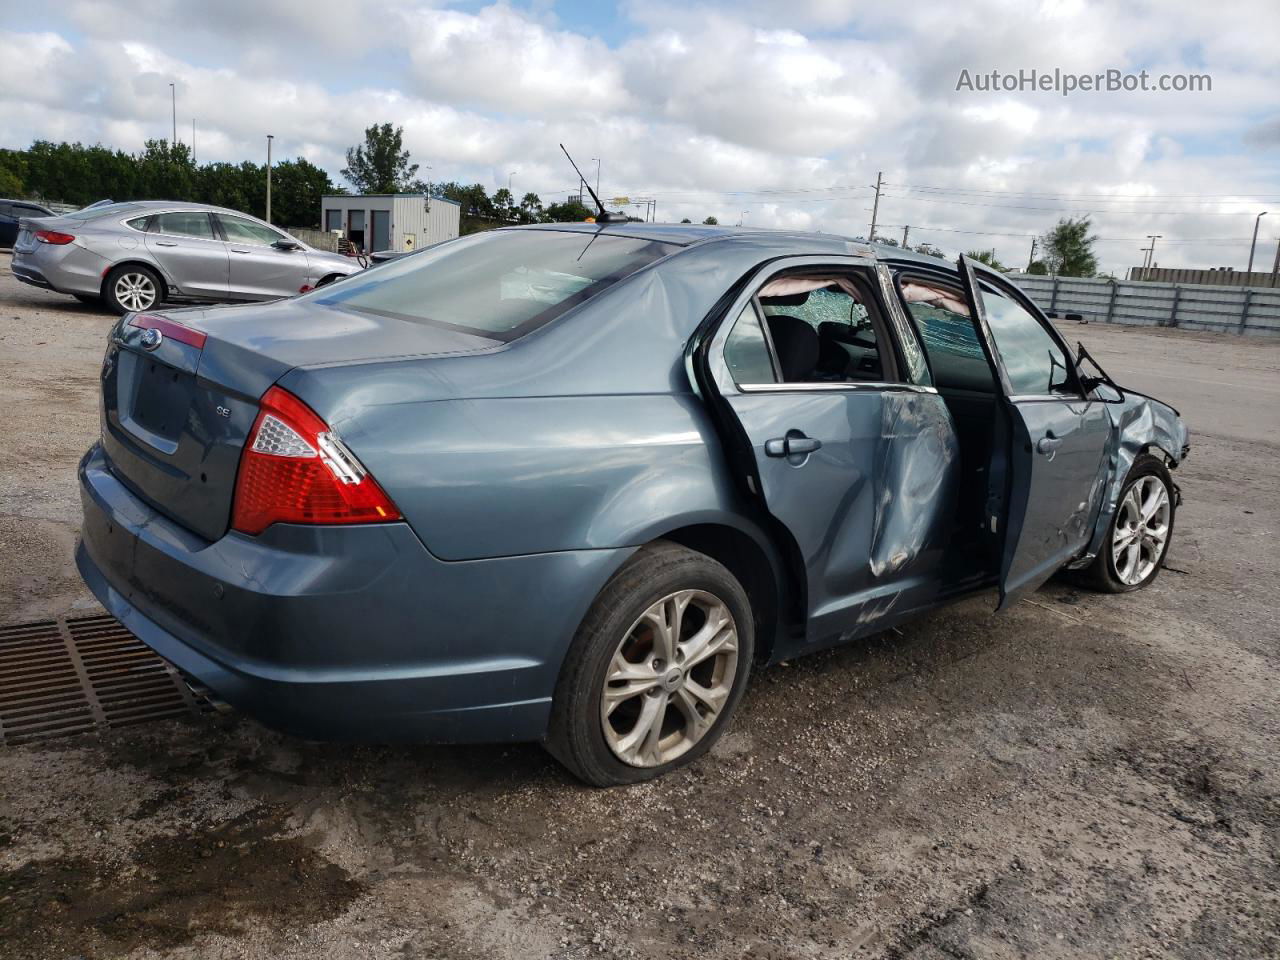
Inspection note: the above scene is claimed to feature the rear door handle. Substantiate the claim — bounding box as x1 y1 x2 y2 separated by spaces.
1036 434 1063 458
230 248 251 254
154 241 178 247
765 433 822 458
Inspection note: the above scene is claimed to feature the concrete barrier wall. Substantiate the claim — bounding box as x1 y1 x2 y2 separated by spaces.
1008 273 1280 336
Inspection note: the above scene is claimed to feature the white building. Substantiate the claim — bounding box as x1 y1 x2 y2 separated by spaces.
320 194 461 254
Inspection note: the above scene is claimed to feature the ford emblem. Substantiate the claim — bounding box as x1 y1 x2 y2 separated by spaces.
140 328 163 351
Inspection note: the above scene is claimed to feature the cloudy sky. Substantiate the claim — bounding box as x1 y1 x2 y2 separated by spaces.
3 0 1278 272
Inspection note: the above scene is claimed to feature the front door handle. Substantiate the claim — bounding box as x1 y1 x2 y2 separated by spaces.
765 432 822 459
230 248 252 254
1036 434 1063 458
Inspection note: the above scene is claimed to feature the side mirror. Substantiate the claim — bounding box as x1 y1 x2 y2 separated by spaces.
273 239 302 251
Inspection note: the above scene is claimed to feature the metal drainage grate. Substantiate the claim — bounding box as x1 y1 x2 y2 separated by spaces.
0 614 212 745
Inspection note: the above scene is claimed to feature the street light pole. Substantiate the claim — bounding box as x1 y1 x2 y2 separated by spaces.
169 83 176 145
265 135 274 225
1246 211 1268 275
591 158 601 199
508 171 516 194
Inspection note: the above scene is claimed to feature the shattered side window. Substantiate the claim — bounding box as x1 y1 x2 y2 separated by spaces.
900 278 996 394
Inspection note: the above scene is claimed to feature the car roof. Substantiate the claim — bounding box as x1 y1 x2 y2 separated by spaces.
91 200 263 218
509 221 955 271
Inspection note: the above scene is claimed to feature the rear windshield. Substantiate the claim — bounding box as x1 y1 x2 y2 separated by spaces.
311 229 678 342
65 202 145 219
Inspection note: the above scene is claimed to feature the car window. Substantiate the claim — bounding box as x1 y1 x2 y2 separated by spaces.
218 214 286 246
900 279 996 393
0 202 11 217
758 279 889 383
125 215 152 232
723 303 776 385
980 289 1072 395
154 211 215 240
310 229 677 342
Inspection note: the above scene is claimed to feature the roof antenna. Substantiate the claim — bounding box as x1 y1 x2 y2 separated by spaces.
560 144 619 222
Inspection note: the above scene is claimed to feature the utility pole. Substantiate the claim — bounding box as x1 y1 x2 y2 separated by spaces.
191 119 196 163
1027 237 1038 271
901 225 909 248
1246 211 1268 275
1144 235 1162 276
169 83 176 145
265 134 274 224
868 171 883 240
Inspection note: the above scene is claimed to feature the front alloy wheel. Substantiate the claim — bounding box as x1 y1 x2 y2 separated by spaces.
1111 474 1171 585
1081 454 1177 593
601 589 739 768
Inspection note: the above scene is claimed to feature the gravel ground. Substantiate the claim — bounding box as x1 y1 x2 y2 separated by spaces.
1 258 1277 959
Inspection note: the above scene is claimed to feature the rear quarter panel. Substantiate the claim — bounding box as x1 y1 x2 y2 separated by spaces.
326 392 753 560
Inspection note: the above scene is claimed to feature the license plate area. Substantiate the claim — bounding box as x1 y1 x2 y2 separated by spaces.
119 351 197 451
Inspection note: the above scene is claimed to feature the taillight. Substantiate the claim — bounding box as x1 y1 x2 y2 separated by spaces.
231 387 401 535
35 230 75 245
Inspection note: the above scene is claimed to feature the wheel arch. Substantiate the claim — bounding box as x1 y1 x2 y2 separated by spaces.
640 517 801 665
100 258 170 300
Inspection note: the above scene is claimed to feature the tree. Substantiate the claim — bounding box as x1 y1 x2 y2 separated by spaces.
543 199 594 222
270 158 337 228
135 139 196 201
679 218 692 223
518 192 544 224
491 187 515 222
965 249 1007 272
342 123 418 194
1026 260 1049 275
702 216 718 225
1041 216 1098 277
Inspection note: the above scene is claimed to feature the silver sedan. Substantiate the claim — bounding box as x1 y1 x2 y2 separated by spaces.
10 201 361 313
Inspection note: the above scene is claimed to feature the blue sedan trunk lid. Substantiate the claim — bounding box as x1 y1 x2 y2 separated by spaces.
100 298 500 542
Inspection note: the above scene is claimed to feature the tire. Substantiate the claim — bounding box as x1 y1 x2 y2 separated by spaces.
103 264 164 315
546 541 755 787
1081 454 1176 593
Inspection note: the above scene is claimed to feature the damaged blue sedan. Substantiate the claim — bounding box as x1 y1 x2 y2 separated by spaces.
76 223 1188 785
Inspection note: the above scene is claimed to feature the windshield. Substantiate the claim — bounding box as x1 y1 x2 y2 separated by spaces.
310 229 678 342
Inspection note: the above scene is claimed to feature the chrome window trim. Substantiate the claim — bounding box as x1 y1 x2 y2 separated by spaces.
737 381 939 395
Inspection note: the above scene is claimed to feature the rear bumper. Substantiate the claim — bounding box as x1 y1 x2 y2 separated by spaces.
76 443 629 743
10 260 54 289
11 245 107 296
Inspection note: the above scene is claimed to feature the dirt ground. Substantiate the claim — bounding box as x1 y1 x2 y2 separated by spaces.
0 258 1277 959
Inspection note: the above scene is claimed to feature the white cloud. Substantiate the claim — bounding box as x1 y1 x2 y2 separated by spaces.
0 0 1278 272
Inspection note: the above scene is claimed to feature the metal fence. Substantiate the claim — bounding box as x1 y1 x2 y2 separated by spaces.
1008 273 1280 336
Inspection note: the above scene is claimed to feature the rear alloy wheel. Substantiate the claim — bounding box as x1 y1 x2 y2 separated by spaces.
104 265 162 314
601 589 739 768
1082 454 1176 593
547 541 754 786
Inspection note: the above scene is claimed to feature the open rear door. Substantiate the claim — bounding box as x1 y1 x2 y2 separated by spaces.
954 256 1110 609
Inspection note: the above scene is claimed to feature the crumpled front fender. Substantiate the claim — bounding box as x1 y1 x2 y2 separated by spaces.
1079 391 1189 563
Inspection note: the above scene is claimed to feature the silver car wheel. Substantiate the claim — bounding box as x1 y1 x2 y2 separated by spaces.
115 272 158 312
1112 474 1171 585
600 589 739 768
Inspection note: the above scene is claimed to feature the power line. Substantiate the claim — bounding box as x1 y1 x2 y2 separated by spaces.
895 182 1280 201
